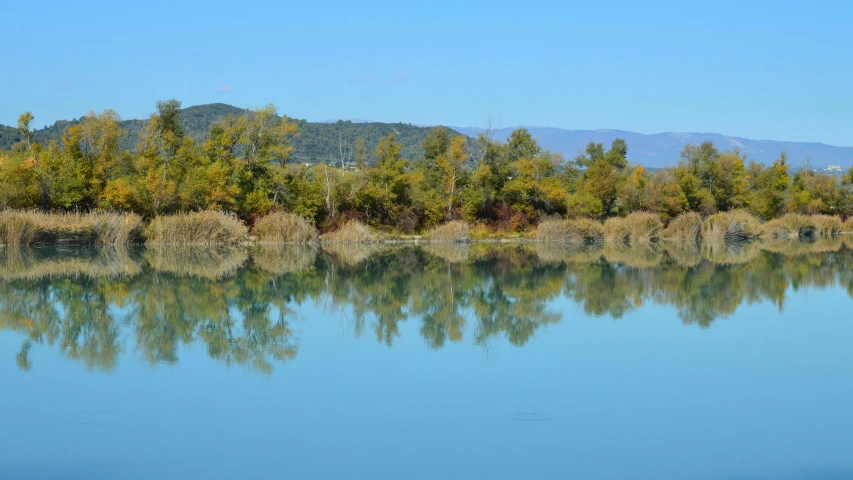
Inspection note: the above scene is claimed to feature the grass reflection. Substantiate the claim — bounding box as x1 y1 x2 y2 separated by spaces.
1 237 852 372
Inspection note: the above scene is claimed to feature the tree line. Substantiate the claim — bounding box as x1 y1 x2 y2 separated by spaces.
3 100 853 233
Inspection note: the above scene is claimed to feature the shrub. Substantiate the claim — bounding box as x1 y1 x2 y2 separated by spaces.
662 212 702 241
321 220 378 243
144 211 248 245
701 210 760 243
535 218 603 245
423 221 471 242
254 212 318 244
603 212 663 243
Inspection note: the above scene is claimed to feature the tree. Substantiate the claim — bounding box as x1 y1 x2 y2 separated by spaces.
17 112 34 150
436 135 469 218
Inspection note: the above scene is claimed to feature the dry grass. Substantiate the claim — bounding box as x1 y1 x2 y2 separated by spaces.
759 213 815 239
0 211 143 245
811 215 842 236
662 212 702 241
321 220 378 243
603 212 663 243
252 245 318 275
254 212 318 244
843 218 853 234
701 210 761 243
422 221 471 242
535 218 604 245
143 246 248 279
144 211 248 245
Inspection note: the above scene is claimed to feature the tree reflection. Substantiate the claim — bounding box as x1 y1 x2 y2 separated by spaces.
1 238 853 372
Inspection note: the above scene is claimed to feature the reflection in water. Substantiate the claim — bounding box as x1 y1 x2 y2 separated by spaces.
2 238 853 372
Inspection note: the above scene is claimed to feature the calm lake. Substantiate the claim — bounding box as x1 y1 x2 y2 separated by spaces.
1 241 852 480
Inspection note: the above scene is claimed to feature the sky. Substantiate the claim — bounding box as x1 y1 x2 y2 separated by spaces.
2 0 852 145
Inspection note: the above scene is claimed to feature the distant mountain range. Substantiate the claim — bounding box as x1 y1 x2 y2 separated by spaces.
0 104 446 165
451 126 853 169
3 103 851 169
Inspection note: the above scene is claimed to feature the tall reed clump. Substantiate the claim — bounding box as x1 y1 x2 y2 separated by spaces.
91 212 144 245
701 210 760 243
144 211 248 245
534 218 604 245
843 217 853 234
603 212 663 243
662 212 702 241
423 221 471 242
759 213 815 239
322 220 378 243
0 210 143 245
253 212 318 244
811 215 842 236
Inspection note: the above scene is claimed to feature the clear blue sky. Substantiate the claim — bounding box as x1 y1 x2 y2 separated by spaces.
2 0 851 145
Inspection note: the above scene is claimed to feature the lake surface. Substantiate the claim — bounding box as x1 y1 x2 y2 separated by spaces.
1 240 852 480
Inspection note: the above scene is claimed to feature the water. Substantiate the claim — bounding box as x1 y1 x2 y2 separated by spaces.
1 241 852 480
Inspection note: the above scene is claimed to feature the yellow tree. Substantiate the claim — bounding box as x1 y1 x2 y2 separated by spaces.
436 135 469 218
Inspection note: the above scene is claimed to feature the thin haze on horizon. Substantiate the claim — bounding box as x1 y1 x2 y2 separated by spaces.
2 0 851 146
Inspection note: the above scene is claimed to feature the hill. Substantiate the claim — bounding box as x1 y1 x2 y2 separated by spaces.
451 126 853 169
0 103 465 164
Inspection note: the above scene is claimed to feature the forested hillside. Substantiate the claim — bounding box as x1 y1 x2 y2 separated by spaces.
0 103 460 164
3 99 853 236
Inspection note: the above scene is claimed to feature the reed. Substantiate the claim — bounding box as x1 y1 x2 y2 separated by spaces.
0 210 143 245
321 220 378 243
701 210 761 243
811 215 842 236
662 212 702 241
759 213 814 239
603 212 663 243
253 212 318 244
144 211 248 245
534 218 604 245
422 221 471 242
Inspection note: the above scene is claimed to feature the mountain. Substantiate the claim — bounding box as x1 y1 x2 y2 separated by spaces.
0 103 464 164
5 105 852 169
451 126 853 169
